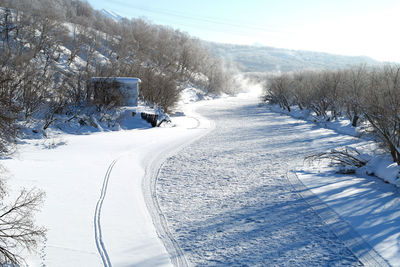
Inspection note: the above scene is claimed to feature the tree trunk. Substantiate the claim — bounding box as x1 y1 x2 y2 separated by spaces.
352 115 359 127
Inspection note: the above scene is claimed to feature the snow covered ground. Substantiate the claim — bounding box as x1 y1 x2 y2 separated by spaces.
1 85 399 266
0 98 213 266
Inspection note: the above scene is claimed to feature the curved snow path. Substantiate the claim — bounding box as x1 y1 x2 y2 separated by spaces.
155 96 386 266
94 159 118 267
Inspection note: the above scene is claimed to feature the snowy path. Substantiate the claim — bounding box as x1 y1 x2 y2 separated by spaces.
156 95 386 266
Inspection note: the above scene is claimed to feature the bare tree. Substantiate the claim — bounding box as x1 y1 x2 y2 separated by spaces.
341 65 368 126
264 74 292 112
290 71 312 111
1 0 232 115
0 8 16 48
139 68 179 112
263 63 400 166
0 183 46 265
362 65 400 164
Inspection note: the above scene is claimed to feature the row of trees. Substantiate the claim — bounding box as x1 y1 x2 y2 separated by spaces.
264 65 400 164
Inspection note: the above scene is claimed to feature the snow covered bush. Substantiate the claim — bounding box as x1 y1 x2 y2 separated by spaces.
306 147 368 174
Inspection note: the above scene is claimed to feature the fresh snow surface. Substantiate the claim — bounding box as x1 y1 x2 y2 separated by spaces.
1 98 212 266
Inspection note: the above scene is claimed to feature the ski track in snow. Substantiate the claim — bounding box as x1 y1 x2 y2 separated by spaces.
94 159 118 267
185 116 201 130
155 96 379 266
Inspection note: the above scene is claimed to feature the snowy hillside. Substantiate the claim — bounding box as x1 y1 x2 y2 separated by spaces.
206 42 382 72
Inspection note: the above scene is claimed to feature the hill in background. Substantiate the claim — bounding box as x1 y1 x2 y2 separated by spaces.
206 42 383 73
95 9 384 74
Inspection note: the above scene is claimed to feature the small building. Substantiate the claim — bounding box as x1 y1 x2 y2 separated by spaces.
90 77 141 106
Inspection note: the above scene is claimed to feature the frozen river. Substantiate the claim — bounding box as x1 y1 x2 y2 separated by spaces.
156 96 365 266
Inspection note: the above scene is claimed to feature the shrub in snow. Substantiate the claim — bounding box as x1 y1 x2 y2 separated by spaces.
306 147 368 174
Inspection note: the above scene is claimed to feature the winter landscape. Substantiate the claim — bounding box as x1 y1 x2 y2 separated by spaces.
0 0 400 266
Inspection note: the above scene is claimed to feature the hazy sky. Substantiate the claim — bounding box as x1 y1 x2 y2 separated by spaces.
87 0 400 62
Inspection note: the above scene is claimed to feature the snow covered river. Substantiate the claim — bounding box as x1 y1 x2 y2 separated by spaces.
156 95 371 266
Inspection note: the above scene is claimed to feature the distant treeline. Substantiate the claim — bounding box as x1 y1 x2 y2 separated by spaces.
264 65 400 164
0 0 233 152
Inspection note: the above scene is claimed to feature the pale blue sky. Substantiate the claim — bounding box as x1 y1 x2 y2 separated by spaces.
87 0 400 62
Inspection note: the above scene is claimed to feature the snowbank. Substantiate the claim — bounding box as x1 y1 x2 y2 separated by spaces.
363 156 400 187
